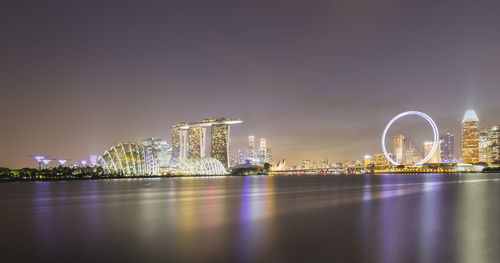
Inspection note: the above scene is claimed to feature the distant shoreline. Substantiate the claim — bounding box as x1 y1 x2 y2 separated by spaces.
2 171 499 183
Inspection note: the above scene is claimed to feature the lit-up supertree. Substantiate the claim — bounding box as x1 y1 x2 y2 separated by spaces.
80 160 88 167
88 155 99 167
31 155 49 170
57 159 69 166
42 159 52 169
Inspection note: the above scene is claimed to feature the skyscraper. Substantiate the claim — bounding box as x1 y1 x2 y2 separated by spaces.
142 137 171 174
487 125 500 162
462 110 479 163
188 126 207 159
424 141 441 164
479 129 488 162
488 125 500 162
258 138 267 164
211 124 230 168
171 118 242 168
393 134 405 164
440 132 454 161
404 137 416 165
247 136 256 162
170 123 188 165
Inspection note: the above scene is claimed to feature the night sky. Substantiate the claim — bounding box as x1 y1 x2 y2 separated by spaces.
1 0 500 168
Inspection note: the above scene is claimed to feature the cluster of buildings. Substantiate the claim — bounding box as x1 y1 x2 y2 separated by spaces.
101 117 243 175
292 110 500 171
169 117 243 168
368 110 500 167
33 117 246 176
231 136 273 166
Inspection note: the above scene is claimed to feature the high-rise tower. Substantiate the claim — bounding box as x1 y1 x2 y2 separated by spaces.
211 124 230 167
462 110 479 163
487 125 500 162
479 129 488 162
440 132 454 161
188 126 207 159
258 138 267 164
393 134 405 164
170 123 189 165
171 118 242 168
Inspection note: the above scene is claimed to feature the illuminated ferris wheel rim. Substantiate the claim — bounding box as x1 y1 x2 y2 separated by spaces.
381 111 439 166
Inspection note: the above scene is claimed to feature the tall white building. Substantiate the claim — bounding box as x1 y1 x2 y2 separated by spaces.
258 138 268 164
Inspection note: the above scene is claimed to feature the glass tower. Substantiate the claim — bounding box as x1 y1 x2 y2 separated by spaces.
462 110 479 163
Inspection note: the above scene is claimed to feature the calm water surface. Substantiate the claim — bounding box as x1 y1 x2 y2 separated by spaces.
0 174 499 263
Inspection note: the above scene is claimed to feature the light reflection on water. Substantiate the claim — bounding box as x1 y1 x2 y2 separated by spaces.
0 174 498 262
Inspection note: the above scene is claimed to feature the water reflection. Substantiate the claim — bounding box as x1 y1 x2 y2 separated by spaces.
238 176 276 262
1 174 498 262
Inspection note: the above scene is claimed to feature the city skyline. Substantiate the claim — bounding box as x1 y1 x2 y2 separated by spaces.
15 109 500 170
2 1 500 168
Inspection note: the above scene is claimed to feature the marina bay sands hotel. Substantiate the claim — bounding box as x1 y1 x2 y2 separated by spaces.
170 117 243 167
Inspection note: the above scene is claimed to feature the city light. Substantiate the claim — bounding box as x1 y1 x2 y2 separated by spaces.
42 159 52 169
31 155 49 170
57 159 68 166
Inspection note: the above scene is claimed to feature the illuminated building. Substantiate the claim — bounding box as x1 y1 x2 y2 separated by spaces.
266 148 273 165
373 153 389 167
31 155 48 170
170 124 188 165
462 110 479 163
100 142 147 176
246 135 256 163
393 134 405 164
259 137 266 149
487 125 500 162
173 158 228 175
364 155 373 166
57 159 68 166
301 160 312 169
142 137 171 174
170 129 181 165
188 126 207 159
211 124 230 167
258 137 267 164
272 159 287 171
404 138 415 165
170 118 242 168
319 157 329 168
238 149 245 164
424 142 441 163
440 132 454 161
479 129 488 162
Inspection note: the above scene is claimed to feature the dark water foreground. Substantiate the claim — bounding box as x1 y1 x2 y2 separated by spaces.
0 174 499 263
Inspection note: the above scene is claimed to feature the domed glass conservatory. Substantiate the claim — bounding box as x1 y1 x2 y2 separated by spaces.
100 143 147 176
173 158 228 175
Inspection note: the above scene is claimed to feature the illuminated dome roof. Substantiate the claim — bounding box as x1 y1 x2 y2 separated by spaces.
173 158 228 175
100 143 147 176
